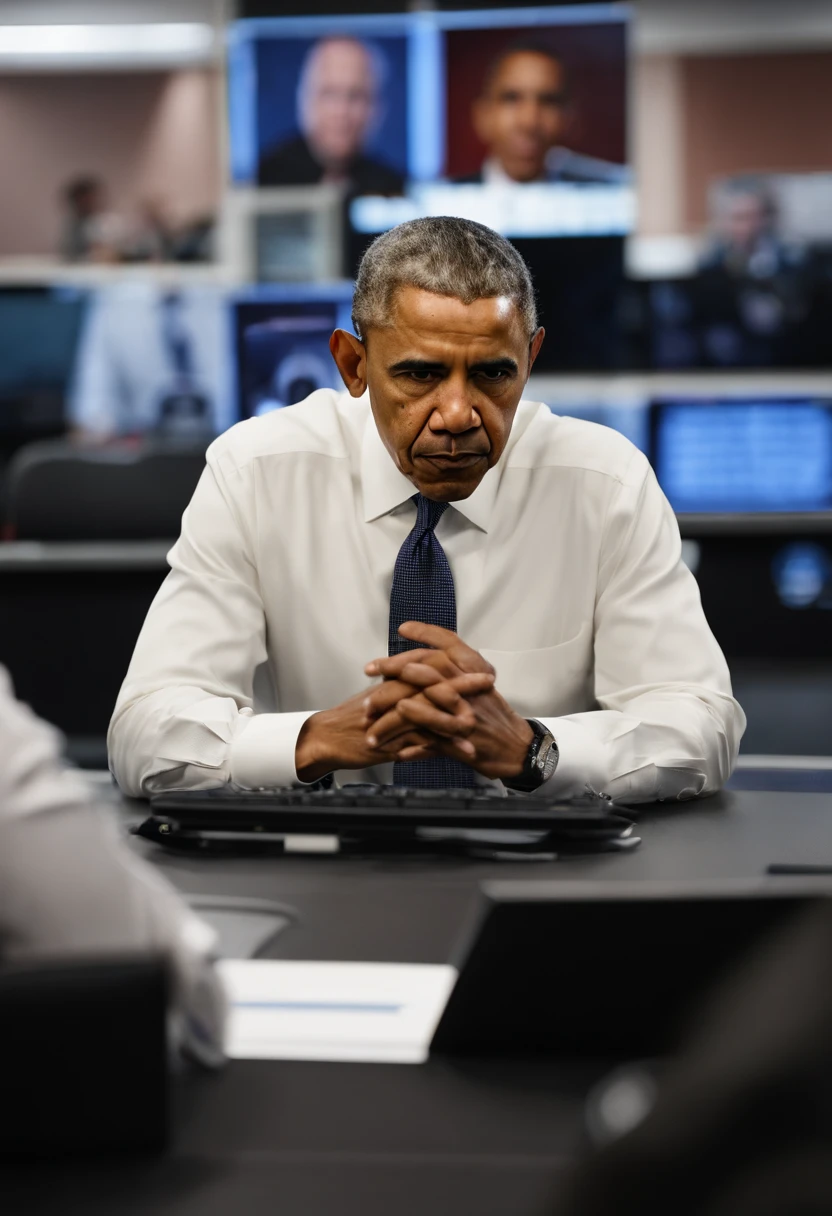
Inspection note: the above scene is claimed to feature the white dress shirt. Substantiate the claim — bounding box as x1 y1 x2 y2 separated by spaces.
109 389 745 804
0 667 225 1064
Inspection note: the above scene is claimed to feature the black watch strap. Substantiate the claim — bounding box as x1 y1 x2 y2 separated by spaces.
504 719 558 793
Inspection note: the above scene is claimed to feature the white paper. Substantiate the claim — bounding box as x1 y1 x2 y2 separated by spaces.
218 960 458 1064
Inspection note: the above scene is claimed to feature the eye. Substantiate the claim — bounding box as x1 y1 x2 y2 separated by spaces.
476 368 509 382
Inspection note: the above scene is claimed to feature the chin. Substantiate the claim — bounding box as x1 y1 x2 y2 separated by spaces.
415 475 480 503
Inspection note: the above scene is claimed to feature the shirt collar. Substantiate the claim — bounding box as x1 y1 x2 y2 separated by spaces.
360 402 498 534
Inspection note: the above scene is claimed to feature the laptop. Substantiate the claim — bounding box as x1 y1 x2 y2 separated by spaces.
430 879 829 1058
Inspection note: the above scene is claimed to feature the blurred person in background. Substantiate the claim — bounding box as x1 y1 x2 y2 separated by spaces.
69 282 228 441
258 35 404 193
457 41 629 186
60 178 214 265
60 175 128 263
0 665 225 1066
695 177 812 366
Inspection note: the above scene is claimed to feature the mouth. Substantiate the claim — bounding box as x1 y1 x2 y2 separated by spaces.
418 453 487 472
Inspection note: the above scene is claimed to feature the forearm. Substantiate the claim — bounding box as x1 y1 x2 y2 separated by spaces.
537 687 744 805
109 686 317 795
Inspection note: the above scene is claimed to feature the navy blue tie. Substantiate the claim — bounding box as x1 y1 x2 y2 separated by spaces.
388 494 476 788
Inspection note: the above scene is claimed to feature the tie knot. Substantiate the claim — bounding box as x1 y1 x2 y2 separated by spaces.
414 493 449 537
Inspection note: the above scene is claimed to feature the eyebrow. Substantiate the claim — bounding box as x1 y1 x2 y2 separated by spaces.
388 358 448 374
387 357 519 375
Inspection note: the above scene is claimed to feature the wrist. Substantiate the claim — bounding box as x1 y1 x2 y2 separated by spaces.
501 715 535 780
295 713 333 784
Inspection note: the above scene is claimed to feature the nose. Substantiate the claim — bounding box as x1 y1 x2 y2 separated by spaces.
429 381 481 434
517 98 542 133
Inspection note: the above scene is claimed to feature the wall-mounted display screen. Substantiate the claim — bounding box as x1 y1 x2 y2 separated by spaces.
650 399 832 514
228 5 633 240
231 283 354 421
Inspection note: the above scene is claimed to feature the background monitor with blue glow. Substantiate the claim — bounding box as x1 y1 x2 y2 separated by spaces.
650 399 832 514
232 283 355 422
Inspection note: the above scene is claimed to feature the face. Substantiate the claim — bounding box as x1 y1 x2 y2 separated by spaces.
331 286 545 502
302 39 377 167
473 52 569 183
721 195 768 249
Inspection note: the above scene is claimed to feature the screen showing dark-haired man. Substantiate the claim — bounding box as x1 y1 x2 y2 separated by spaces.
458 42 628 186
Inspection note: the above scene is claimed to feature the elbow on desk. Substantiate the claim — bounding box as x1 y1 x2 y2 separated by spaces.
107 695 230 799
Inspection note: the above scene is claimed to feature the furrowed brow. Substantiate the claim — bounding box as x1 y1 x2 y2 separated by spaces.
388 358 448 374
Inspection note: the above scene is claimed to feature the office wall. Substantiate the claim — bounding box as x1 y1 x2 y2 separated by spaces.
634 48 832 235
681 51 832 229
0 68 222 256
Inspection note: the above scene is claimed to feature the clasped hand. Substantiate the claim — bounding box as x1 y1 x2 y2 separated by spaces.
295 622 532 783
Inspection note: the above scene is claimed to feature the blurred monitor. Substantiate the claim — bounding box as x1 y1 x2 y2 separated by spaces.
650 399 832 514
232 283 354 421
0 287 88 442
68 282 234 441
228 6 632 238
631 172 832 371
631 274 832 371
223 187 344 283
229 15 412 191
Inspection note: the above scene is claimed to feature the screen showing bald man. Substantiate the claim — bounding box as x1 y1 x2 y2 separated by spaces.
258 35 405 193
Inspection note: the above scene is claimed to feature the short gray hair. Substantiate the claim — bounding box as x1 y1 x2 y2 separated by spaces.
351 217 538 340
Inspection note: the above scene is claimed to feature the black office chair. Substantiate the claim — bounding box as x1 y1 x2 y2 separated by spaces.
3 438 207 541
0 955 169 1158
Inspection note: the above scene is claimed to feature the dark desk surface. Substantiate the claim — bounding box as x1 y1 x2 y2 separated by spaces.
3 787 831 1216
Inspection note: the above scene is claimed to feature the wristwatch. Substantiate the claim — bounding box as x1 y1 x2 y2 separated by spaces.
503 719 559 792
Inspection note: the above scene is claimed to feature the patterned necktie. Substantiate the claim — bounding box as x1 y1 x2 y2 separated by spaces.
388 494 476 788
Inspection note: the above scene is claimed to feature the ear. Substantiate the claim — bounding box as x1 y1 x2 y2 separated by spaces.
527 327 546 376
330 329 368 397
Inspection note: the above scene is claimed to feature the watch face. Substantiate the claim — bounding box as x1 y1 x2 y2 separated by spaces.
537 737 558 780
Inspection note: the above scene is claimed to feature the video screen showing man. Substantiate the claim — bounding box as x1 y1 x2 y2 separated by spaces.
647 177 820 369
69 283 230 441
445 25 629 186
257 35 406 193
110 216 743 807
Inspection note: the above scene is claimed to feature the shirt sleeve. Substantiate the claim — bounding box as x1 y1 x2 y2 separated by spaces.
0 668 226 1066
536 457 746 805
108 443 315 797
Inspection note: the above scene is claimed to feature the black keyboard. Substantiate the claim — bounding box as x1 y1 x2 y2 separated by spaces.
147 783 634 838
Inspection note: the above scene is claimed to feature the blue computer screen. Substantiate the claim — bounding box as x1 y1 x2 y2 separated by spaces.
0 287 89 433
652 400 832 513
231 283 355 421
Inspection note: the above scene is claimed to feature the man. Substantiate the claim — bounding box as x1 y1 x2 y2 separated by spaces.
69 282 229 440
0 667 225 1065
59 175 127 263
110 216 743 802
694 178 810 368
258 36 404 193
457 41 629 186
